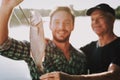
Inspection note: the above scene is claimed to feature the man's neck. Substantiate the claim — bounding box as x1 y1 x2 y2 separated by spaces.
98 34 117 47
53 40 70 60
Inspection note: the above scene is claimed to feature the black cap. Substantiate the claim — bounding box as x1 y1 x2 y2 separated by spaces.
86 3 115 16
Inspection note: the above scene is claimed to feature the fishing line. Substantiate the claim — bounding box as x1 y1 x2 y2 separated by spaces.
13 5 30 26
18 5 30 25
13 10 22 25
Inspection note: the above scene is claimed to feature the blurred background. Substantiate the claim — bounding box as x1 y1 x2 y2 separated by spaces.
0 0 120 80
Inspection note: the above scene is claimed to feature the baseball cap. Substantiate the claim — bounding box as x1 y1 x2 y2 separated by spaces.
86 3 115 16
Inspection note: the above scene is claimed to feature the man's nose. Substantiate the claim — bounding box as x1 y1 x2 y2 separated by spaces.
58 23 65 29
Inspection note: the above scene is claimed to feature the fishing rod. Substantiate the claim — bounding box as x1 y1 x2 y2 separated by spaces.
19 5 30 25
13 9 22 25
13 5 30 26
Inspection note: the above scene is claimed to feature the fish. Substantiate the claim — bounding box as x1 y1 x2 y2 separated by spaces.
30 11 46 71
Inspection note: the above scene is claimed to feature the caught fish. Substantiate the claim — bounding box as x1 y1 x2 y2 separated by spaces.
30 10 46 71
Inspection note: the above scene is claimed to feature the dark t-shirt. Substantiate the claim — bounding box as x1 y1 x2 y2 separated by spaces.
80 37 120 74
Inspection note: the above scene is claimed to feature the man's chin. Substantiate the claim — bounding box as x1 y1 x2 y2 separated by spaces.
56 40 67 43
53 35 70 43
54 38 69 43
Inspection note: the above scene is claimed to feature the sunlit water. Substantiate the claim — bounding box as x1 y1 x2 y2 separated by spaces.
0 17 120 80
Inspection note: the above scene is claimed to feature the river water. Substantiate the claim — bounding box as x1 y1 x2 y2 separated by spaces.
9 16 120 48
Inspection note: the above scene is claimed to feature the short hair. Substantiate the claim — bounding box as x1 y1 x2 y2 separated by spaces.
49 6 75 24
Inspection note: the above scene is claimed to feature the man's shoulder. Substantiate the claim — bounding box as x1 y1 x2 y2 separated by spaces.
70 45 86 57
80 41 97 49
113 37 120 47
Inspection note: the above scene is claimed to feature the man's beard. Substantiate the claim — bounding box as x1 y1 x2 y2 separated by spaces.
53 34 70 43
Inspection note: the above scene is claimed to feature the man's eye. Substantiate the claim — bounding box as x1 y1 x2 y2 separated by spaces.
65 22 70 25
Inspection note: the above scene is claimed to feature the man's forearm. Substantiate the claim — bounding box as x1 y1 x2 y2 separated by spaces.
0 5 13 45
70 71 120 80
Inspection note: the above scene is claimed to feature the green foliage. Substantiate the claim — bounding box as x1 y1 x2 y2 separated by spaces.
10 9 51 27
115 6 120 19
10 6 120 27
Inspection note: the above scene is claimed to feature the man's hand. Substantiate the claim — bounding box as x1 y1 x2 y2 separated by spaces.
0 0 23 45
40 72 61 80
40 72 71 80
1 0 23 8
30 10 43 26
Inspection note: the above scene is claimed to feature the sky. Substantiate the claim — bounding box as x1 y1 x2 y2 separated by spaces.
0 0 118 10
19 0 120 10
